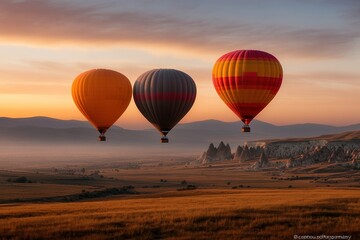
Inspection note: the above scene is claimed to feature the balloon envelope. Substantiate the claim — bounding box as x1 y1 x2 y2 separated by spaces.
72 69 132 140
212 50 282 132
133 69 196 142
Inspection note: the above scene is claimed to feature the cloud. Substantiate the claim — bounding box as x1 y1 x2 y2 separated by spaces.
287 71 360 82
0 0 359 59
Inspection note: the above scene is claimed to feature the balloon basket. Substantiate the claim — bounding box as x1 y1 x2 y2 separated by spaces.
98 136 106 141
242 125 251 133
161 137 169 143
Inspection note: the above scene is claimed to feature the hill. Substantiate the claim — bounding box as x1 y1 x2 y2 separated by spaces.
260 130 360 144
0 117 359 149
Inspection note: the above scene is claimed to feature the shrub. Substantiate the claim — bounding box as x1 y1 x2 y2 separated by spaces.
177 184 197 191
14 176 28 183
186 185 197 190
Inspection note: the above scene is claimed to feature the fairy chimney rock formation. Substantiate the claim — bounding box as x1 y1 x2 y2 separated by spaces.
233 146 243 161
205 143 218 163
216 141 232 160
198 142 232 164
239 145 251 162
197 143 216 164
251 150 269 169
258 150 269 167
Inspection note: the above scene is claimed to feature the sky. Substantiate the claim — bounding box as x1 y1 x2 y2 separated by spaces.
0 0 359 129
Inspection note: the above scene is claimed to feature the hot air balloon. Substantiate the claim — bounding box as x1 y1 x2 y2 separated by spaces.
133 69 196 143
72 69 132 141
213 50 282 132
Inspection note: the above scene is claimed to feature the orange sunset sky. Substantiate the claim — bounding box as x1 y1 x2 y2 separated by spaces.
0 0 359 129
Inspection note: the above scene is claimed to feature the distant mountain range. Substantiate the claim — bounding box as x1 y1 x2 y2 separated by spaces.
0 116 359 149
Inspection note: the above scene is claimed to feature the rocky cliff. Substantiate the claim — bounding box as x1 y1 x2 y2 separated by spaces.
198 131 360 168
266 141 359 168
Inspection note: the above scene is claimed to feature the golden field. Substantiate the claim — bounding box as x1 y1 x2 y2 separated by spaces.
1 188 360 240
0 153 359 239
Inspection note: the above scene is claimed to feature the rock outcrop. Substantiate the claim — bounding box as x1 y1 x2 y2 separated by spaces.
286 145 332 167
271 139 360 168
239 145 251 162
328 147 345 163
198 134 360 168
265 141 327 159
350 149 360 161
216 142 232 160
198 142 232 164
197 143 216 164
251 150 270 169
250 146 262 159
259 150 269 167
350 149 360 168
233 146 243 161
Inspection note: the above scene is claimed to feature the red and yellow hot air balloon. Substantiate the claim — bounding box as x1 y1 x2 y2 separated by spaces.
72 69 132 141
213 50 282 132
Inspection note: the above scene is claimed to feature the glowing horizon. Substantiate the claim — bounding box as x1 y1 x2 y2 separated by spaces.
0 0 359 129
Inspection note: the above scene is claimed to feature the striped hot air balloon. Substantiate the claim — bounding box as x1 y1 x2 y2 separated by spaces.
133 69 196 143
72 69 132 141
213 50 283 132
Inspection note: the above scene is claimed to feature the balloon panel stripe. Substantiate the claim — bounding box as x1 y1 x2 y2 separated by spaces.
133 93 196 101
213 76 282 92
218 50 279 61
213 61 282 78
216 89 276 103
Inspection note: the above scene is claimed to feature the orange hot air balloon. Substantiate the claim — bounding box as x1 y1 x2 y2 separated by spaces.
72 69 132 141
213 50 283 132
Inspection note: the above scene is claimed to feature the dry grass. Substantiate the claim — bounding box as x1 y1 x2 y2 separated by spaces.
1 188 359 240
0 184 99 202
